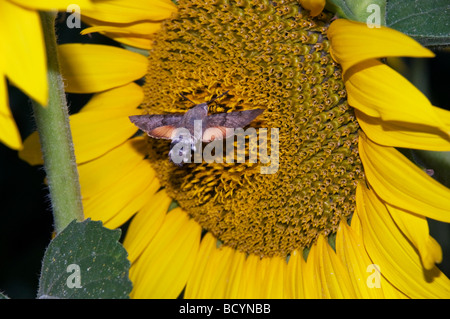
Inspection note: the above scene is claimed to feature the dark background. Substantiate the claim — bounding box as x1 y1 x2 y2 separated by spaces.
0 16 449 298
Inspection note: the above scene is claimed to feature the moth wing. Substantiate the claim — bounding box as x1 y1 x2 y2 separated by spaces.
203 126 232 142
129 114 184 140
203 109 264 142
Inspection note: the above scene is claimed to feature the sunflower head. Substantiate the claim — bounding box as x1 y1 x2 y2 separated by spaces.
138 0 365 258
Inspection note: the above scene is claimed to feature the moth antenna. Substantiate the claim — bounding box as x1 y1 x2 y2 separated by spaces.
179 92 197 106
207 90 229 106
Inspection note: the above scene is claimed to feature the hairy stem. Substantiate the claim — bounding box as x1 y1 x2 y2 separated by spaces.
32 12 84 233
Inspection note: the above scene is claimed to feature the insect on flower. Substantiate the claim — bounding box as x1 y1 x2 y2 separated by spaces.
129 91 264 165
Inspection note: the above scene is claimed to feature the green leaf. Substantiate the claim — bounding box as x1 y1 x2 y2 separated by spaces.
326 0 386 25
386 0 450 47
37 219 132 299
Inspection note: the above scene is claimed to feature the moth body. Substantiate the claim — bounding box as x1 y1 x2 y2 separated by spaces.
129 92 264 166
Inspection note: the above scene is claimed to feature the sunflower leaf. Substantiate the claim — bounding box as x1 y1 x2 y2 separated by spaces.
37 219 132 299
386 0 450 47
326 0 386 25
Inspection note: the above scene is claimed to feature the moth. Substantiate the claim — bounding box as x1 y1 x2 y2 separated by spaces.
129 91 264 165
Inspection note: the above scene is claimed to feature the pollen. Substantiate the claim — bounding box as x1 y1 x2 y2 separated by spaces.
141 0 365 257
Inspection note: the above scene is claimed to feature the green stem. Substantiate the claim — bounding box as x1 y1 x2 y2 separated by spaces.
32 12 84 233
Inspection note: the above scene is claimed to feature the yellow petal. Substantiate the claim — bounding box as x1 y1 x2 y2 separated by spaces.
315 235 357 298
70 86 143 163
0 2 47 106
71 109 138 162
349 204 363 235
328 19 434 73
185 234 236 299
223 250 246 299
336 221 402 298
241 255 268 298
0 76 22 150
346 60 448 133
103 34 152 50
82 0 176 24
356 184 450 298
260 255 286 298
78 137 147 198
230 254 264 298
184 232 217 298
303 236 357 298
123 189 172 263
386 204 443 270
299 0 325 16
81 17 162 49
80 82 144 112
204 246 240 298
81 18 161 38
356 109 450 151
353 194 408 299
303 244 322 298
58 44 147 93
130 208 201 298
359 133 450 223
83 158 159 229
9 0 93 10
104 177 160 229
224 255 286 299
285 249 306 298
19 83 143 165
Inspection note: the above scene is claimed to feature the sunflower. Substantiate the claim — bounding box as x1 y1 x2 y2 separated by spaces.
20 0 450 298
